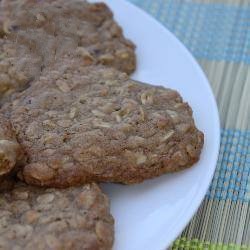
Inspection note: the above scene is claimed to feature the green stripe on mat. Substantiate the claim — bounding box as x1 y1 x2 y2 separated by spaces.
179 199 250 246
171 238 250 250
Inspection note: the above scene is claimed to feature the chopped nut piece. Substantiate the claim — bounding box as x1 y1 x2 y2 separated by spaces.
36 13 46 23
69 107 77 119
91 110 105 118
37 194 55 204
116 50 129 59
156 115 169 129
174 103 184 109
99 54 114 64
161 130 175 142
116 114 122 122
77 191 96 209
46 111 58 118
42 133 58 144
76 47 94 65
141 91 154 105
135 152 147 165
57 120 72 128
172 151 188 166
55 80 71 93
44 235 61 249
43 120 56 128
176 123 191 133
100 103 118 114
166 110 178 118
166 110 180 123
128 136 145 148
139 107 146 121
105 79 118 86
24 210 40 224
100 87 109 96
12 190 29 200
93 120 111 128
186 144 197 157
119 123 133 133
78 95 87 104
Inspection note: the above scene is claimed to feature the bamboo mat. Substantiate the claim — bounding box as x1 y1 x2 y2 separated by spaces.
128 0 250 249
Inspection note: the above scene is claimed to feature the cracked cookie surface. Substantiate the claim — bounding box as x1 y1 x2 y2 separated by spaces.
2 59 204 187
0 182 114 250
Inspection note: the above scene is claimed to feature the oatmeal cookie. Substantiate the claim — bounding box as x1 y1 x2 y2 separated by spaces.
2 60 203 187
0 182 114 250
1 0 136 72
0 0 136 103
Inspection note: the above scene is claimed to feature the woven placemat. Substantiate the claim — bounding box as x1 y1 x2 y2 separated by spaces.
128 0 250 249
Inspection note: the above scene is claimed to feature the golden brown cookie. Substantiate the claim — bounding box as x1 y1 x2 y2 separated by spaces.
0 0 136 103
0 182 114 250
2 0 136 72
2 59 203 187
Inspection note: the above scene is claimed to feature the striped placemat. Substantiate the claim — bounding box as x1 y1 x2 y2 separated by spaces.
128 0 250 249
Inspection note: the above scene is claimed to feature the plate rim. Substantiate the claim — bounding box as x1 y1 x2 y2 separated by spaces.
119 0 221 247
91 0 221 248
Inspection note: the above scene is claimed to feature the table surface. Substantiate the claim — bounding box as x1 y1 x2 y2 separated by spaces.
129 0 250 249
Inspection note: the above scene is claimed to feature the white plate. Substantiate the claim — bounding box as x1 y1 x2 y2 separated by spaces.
90 0 220 249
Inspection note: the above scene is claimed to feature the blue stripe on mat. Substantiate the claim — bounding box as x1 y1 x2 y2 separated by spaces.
206 129 250 202
129 0 250 64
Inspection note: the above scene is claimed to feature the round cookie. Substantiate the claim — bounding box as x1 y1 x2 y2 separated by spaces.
0 0 136 103
0 182 114 250
2 59 204 187
1 0 136 73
